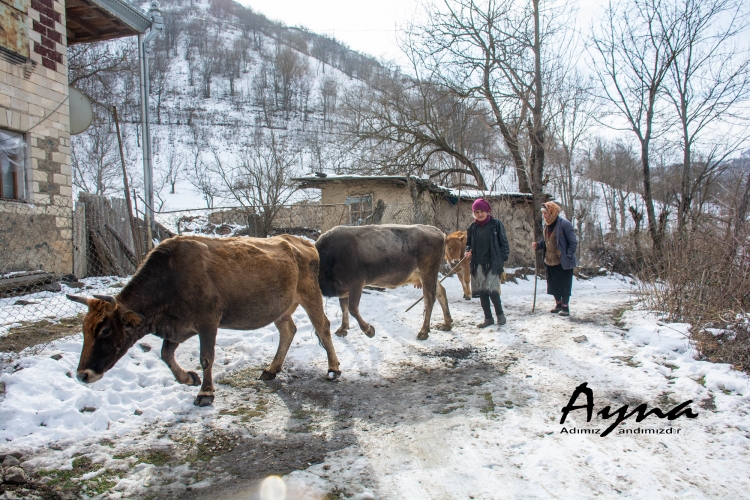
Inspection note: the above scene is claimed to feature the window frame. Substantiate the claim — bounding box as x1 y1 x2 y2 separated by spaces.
346 193 374 226
0 127 29 202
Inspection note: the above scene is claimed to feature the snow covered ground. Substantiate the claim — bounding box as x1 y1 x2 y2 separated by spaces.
1 273 749 499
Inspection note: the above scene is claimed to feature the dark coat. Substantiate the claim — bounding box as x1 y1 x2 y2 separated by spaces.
465 217 510 275
536 216 578 270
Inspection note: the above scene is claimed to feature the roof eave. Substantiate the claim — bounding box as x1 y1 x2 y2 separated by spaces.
90 0 152 34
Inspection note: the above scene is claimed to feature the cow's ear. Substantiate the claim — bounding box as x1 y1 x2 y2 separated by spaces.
121 310 145 328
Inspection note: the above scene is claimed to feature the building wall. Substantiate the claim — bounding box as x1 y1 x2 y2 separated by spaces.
320 181 431 205
0 0 72 275
319 181 436 232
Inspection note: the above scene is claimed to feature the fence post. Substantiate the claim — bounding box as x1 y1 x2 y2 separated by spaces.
73 201 87 279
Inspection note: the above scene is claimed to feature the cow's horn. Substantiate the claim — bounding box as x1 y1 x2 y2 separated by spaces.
93 294 117 305
66 294 90 306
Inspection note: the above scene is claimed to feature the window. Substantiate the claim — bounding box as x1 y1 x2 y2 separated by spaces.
346 195 373 225
0 128 27 200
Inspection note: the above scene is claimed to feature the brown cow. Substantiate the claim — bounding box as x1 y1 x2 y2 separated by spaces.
445 231 472 300
67 235 340 407
317 224 452 340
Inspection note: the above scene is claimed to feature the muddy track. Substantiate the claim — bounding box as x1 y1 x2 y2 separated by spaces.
170 346 516 499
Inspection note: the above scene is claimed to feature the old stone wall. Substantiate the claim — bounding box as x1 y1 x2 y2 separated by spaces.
433 198 535 267
0 0 72 275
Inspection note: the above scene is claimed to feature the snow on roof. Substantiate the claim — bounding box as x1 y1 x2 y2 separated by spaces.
293 174 532 199
293 174 421 183
440 187 533 199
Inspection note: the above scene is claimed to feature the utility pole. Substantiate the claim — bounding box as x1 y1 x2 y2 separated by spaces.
138 0 164 244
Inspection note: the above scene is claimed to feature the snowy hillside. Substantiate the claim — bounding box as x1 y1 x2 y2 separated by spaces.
71 0 397 212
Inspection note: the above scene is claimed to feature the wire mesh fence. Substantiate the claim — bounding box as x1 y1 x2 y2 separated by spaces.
1 194 534 336
0 194 150 336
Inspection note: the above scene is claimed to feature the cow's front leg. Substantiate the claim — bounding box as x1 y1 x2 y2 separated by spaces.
434 281 453 331
417 276 438 341
348 285 375 337
194 327 217 407
335 295 350 337
161 339 201 386
260 305 298 381
458 267 472 300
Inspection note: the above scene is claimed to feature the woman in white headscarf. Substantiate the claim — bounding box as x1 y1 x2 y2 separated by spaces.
532 202 578 316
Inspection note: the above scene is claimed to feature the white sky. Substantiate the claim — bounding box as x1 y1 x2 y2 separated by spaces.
236 0 607 67
236 0 423 65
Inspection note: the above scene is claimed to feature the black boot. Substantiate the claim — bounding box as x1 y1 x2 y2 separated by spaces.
477 317 494 328
559 306 570 317
489 292 505 325
550 303 563 314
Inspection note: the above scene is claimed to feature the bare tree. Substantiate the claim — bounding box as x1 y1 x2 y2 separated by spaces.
590 0 683 253
275 45 309 118
153 131 185 210
320 76 338 127
253 62 275 128
71 123 121 195
585 138 641 234
68 42 132 89
161 7 183 57
199 49 222 99
186 124 219 208
222 39 246 97
659 0 750 231
210 131 301 236
547 70 596 226
342 74 493 188
149 48 172 125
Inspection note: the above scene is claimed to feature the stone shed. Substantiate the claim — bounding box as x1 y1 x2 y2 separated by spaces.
0 0 152 279
293 174 536 267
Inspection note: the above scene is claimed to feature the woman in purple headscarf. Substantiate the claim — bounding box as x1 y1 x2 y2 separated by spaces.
464 198 510 328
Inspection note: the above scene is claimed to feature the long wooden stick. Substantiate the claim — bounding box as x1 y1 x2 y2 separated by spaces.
532 229 543 313
532 260 539 313
113 106 142 264
405 255 468 313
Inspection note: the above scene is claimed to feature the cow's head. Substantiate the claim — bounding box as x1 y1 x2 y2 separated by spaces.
66 294 145 383
445 232 467 265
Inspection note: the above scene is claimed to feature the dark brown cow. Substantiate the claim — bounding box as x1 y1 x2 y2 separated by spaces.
67 235 340 406
445 231 472 300
316 224 452 340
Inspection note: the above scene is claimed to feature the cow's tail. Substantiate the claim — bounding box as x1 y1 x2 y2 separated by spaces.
316 252 338 297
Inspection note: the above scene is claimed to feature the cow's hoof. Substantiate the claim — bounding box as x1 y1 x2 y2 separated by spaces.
194 394 214 407
335 327 348 337
326 370 341 381
463 296 471 300
187 371 201 386
365 325 376 338
416 331 429 341
259 370 277 381
436 322 453 331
